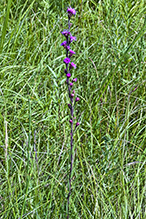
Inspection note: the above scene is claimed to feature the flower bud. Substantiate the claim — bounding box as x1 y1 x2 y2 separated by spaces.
69 119 73 123
68 104 71 109
76 122 80 126
63 57 70 64
66 73 71 78
75 97 79 102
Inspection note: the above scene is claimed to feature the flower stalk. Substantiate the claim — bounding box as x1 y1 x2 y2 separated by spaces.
61 6 79 218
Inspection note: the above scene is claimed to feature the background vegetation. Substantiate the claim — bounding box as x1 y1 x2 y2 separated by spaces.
0 0 146 218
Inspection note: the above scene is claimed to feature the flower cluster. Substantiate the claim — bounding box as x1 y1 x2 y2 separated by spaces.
60 7 80 128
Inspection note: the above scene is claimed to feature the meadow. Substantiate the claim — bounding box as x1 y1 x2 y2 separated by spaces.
0 0 146 218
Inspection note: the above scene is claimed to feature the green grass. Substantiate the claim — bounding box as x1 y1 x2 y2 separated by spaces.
0 0 146 218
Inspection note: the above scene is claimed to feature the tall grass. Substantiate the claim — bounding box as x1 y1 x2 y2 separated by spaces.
0 0 146 218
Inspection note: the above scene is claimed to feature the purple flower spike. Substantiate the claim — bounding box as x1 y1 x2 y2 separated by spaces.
61 30 70 37
75 97 80 102
69 50 76 57
64 57 71 64
61 7 80 218
72 78 77 82
67 7 76 17
70 36 77 42
70 62 76 69
66 73 71 78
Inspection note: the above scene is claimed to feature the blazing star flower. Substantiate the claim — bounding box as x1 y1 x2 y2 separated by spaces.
61 41 67 47
61 8 80 218
69 50 76 57
61 41 70 50
70 36 77 42
61 30 70 37
67 7 76 17
63 57 70 64
70 62 76 69
72 78 77 82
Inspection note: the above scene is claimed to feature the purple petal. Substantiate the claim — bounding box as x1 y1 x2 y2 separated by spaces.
72 78 77 82
70 36 77 42
61 41 67 46
70 62 76 69
61 30 70 37
69 49 76 57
